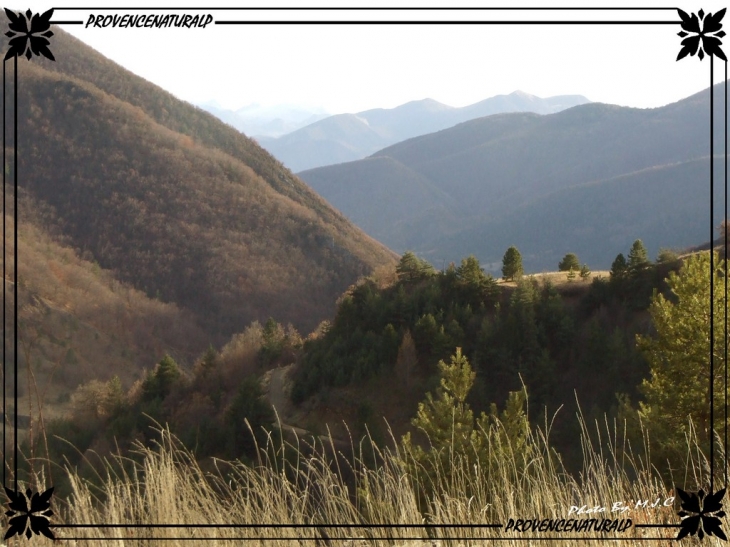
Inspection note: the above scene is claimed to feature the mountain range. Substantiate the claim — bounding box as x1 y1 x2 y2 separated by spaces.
299 85 727 272
196 101 330 138
254 92 590 171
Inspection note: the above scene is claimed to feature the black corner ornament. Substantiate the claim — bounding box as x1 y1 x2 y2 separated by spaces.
677 8 727 61
4 486 55 540
4 8 55 62
676 487 727 541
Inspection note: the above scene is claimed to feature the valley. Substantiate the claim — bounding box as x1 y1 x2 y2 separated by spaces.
0 23 725 543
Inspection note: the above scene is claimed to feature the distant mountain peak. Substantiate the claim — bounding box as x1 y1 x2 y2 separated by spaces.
508 90 535 98
260 93 591 172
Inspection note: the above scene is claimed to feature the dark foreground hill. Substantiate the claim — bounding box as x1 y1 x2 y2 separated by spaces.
300 85 727 272
6 27 396 342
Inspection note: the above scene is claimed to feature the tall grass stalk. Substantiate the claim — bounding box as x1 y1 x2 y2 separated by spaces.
9 414 725 546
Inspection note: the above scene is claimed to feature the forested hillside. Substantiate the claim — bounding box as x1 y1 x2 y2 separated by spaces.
7 193 208 420
291 250 665 445
5 27 396 344
46 243 689 477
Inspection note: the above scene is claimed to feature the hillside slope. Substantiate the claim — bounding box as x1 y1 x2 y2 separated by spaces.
7 28 396 340
6 196 208 420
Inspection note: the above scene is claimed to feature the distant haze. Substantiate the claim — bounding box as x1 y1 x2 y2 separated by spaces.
197 101 330 138
210 91 590 172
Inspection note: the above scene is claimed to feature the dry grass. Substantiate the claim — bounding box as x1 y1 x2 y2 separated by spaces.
6 413 723 546
498 271 610 288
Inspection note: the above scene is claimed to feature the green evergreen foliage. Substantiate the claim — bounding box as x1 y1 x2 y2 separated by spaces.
627 239 650 273
502 246 523 281
579 264 591 280
634 252 729 469
558 253 580 272
293 250 661 459
608 242 663 310
292 254 501 402
44 248 678 474
406 348 477 458
456 255 499 307
396 251 435 283
566 268 577 282
610 253 628 279
225 376 276 457
401 348 531 494
44 323 279 467
142 355 182 403
105 375 126 415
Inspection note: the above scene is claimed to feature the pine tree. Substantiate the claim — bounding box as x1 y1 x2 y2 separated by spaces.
409 347 475 451
225 376 275 458
627 239 650 273
558 253 580 272
396 251 435 283
400 348 479 475
456 255 498 306
579 264 591 280
142 354 181 402
400 348 532 491
502 246 523 281
636 252 729 468
610 253 628 279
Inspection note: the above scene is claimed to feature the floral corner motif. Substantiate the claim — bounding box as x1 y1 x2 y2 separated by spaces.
676 486 727 541
4 486 55 540
677 8 727 61
4 8 55 62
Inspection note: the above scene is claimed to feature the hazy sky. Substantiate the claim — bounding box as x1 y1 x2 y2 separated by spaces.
33 0 728 114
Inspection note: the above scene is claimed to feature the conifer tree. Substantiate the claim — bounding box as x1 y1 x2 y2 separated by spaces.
502 246 523 281
408 347 476 454
400 348 531 490
396 251 435 283
627 239 650 273
610 253 628 279
142 354 181 402
457 255 498 305
636 252 729 467
558 253 580 272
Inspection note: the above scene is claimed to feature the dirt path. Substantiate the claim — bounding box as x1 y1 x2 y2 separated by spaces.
264 364 311 437
264 365 351 452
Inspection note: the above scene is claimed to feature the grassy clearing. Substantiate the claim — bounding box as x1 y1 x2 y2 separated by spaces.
4 412 721 546
497 271 610 288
